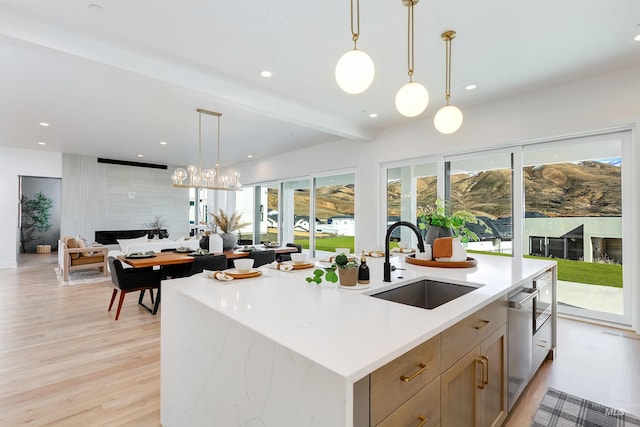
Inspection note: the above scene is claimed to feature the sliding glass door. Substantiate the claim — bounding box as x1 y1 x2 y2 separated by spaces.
523 132 629 324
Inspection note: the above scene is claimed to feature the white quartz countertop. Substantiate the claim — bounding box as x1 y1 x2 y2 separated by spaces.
165 253 555 382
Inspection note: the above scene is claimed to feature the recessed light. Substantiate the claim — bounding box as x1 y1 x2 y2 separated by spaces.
465 84 477 90
137 154 144 158
39 122 50 127
247 155 253 158
37 141 46 146
259 70 272 78
369 113 378 118
160 141 167 145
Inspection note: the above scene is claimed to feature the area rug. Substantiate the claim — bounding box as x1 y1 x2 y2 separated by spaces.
54 268 111 287
532 387 640 426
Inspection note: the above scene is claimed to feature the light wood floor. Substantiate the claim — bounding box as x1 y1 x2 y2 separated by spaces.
1 254 639 426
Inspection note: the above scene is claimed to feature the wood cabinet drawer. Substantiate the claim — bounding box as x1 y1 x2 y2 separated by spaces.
376 377 440 427
371 335 441 425
441 296 507 372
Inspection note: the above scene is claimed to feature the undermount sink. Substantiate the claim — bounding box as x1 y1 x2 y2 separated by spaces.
369 279 476 310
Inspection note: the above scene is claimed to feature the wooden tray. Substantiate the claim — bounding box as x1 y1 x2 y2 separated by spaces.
405 254 478 268
225 269 263 279
287 262 314 270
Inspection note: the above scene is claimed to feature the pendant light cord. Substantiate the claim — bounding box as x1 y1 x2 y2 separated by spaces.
350 0 360 47
445 35 451 104
406 1 415 81
216 114 221 184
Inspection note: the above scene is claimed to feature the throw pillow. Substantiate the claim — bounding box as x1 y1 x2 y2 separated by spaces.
65 237 81 259
75 238 94 257
117 235 148 252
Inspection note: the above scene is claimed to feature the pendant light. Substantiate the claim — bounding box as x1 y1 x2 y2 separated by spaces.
335 0 375 94
171 109 241 191
434 30 464 134
395 0 428 118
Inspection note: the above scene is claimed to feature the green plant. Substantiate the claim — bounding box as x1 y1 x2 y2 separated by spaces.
209 209 250 233
23 192 54 246
19 194 37 252
418 199 488 243
334 253 358 268
306 265 338 284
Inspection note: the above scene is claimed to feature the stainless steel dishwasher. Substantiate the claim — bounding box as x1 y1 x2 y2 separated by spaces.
507 287 538 411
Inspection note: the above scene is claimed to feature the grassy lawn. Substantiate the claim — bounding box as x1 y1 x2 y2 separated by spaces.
295 236 355 252
468 250 622 288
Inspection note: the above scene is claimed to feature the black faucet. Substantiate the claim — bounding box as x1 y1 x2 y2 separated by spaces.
384 221 426 282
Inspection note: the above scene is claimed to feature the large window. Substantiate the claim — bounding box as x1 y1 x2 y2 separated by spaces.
386 162 438 244
240 172 355 256
446 152 513 255
523 133 628 324
282 179 311 247
314 173 355 254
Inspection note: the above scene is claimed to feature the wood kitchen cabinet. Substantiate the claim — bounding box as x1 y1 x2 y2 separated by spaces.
441 324 507 427
370 335 441 426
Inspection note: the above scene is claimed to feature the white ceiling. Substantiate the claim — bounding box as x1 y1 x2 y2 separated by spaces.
1 0 639 168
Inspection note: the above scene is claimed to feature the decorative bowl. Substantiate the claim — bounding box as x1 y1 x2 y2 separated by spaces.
234 258 254 273
290 253 307 265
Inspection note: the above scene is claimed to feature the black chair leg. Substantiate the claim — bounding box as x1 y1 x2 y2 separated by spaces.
152 286 161 315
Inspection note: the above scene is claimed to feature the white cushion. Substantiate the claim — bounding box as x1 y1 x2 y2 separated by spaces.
117 235 148 252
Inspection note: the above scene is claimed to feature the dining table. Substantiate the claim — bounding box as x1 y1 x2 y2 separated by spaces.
118 245 300 315
118 246 299 268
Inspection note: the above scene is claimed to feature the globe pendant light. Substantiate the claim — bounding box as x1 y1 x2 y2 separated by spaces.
434 30 464 134
335 0 375 94
395 0 428 118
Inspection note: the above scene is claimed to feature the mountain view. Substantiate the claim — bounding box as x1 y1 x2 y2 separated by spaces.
388 161 621 219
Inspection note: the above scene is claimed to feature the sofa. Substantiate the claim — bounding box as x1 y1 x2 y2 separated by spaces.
58 236 109 281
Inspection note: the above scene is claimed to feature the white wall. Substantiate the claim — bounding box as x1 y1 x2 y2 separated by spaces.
61 154 191 242
0 147 62 269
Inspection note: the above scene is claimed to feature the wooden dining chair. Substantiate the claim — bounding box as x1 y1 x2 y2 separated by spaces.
107 257 161 320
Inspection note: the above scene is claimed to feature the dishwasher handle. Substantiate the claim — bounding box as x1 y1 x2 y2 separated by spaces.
508 289 538 309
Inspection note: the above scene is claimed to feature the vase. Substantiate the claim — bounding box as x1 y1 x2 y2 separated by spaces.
220 232 238 251
424 225 453 247
209 233 223 253
199 235 209 250
338 266 358 286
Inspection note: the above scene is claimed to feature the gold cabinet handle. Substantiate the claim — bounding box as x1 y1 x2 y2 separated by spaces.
481 355 489 385
416 415 427 427
476 358 487 389
474 319 490 330
400 362 428 382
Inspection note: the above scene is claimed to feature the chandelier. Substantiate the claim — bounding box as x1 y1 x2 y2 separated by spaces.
171 108 241 191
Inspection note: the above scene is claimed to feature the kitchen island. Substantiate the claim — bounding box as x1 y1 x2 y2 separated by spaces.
161 253 555 426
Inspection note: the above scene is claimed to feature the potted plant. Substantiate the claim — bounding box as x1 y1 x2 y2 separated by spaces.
209 209 250 251
19 194 37 253
334 253 359 286
417 199 487 246
23 192 55 254
144 216 166 239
